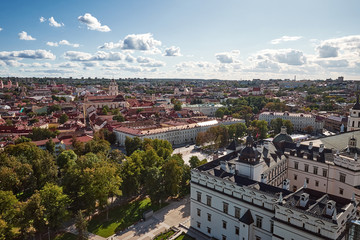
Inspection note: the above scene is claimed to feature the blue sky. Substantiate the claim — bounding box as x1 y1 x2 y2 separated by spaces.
0 0 360 79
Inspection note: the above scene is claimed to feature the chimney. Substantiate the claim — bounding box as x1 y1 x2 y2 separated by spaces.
300 193 309 207
220 161 228 172
326 200 336 216
308 142 313 150
261 174 267 183
319 144 324 153
278 192 283 203
282 179 290 190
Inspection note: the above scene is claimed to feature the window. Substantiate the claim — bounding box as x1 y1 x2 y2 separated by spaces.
293 186 297 192
235 226 240 235
323 169 328 177
294 174 297 180
294 162 299 169
207 213 211 222
197 208 201 217
235 207 241 219
207 227 211 234
222 220 227 229
256 236 261 240
256 216 262 228
197 221 201 228
222 235 227 240
306 178 309 184
340 173 346 183
304 164 309 172
206 195 212 206
339 188 344 195
313 166 318 175
197 192 201 202
270 220 274 233
315 180 319 187
223 202 229 214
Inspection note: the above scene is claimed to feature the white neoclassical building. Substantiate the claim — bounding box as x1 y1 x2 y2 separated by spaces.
347 96 360 131
259 111 324 133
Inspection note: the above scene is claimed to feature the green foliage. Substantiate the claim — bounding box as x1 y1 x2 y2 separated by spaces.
59 114 69 124
195 125 229 149
46 138 56 154
75 211 87 240
57 150 77 170
0 191 20 239
102 106 110 115
173 100 182 111
48 104 61 114
14 136 31 144
249 120 268 139
125 137 142 156
29 127 58 141
270 118 294 134
84 139 111 155
163 155 184 196
226 123 247 140
113 113 125 122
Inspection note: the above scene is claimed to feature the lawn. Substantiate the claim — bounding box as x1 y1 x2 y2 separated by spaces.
53 232 78 240
153 229 175 240
88 197 168 238
175 233 195 240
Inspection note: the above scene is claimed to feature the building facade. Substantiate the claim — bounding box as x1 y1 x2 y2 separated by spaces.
259 111 324 133
348 96 360 131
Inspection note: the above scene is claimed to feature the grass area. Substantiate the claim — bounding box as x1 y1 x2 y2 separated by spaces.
175 233 195 240
53 232 78 240
88 197 168 238
153 229 175 240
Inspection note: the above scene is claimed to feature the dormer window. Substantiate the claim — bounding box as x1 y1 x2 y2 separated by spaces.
326 200 336 216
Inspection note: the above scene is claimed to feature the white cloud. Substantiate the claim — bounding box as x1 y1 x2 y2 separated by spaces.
271 36 303 44
0 27 2 32
140 60 165 68
18 31 36 41
215 50 240 63
0 50 55 60
48 17 64 27
58 62 80 68
99 33 161 53
254 49 306 66
64 51 124 61
47 40 79 48
136 56 151 63
316 59 349 68
40 16 46 23
317 45 338 58
164 46 181 56
125 54 136 63
31 62 52 68
78 13 111 32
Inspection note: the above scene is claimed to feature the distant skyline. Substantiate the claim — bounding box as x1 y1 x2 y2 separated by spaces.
0 0 359 80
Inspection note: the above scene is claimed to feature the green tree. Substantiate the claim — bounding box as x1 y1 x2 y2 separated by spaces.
84 139 111 155
174 101 182 111
57 150 77 170
270 118 294 134
163 156 184 197
189 156 200 169
143 167 165 204
113 113 125 122
29 127 58 141
75 210 88 240
14 136 31 144
47 104 61 114
215 108 225 119
125 137 142 156
45 138 55 154
72 136 85 156
250 120 268 139
59 113 69 124
0 191 20 239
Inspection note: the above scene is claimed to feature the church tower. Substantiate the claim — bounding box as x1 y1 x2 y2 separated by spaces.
109 79 118 96
348 94 360 131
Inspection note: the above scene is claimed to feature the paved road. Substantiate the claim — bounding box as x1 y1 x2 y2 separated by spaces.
174 144 212 165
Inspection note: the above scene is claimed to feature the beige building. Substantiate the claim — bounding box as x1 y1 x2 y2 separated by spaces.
347 96 360 131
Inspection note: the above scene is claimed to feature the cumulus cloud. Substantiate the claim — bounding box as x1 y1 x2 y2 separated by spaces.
215 50 240 63
39 17 46 23
58 62 80 68
164 46 181 56
18 31 36 41
0 50 55 60
0 27 2 32
78 13 111 32
140 60 165 68
254 49 306 66
48 17 64 27
317 45 338 58
64 51 124 61
47 40 79 48
99 33 161 53
271 36 303 44
31 62 52 68
125 54 136 63
316 59 349 68
136 56 150 63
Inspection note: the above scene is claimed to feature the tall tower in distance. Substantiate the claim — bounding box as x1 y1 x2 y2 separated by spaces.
109 79 118 96
348 94 360 131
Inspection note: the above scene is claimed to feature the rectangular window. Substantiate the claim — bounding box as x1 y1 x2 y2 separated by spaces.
197 221 201 228
197 192 201 202
206 195 212 206
235 226 240 235
270 220 274 233
339 188 344 195
306 178 309 184
294 174 297 180
256 216 262 229
304 164 309 172
294 162 298 169
223 202 229 214
313 166 318 175
197 208 201 217
222 235 227 240
340 173 346 183
256 236 261 240
323 169 327 177
207 213 211 222
222 220 227 229
315 180 319 187
234 207 241 219
207 227 211 234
